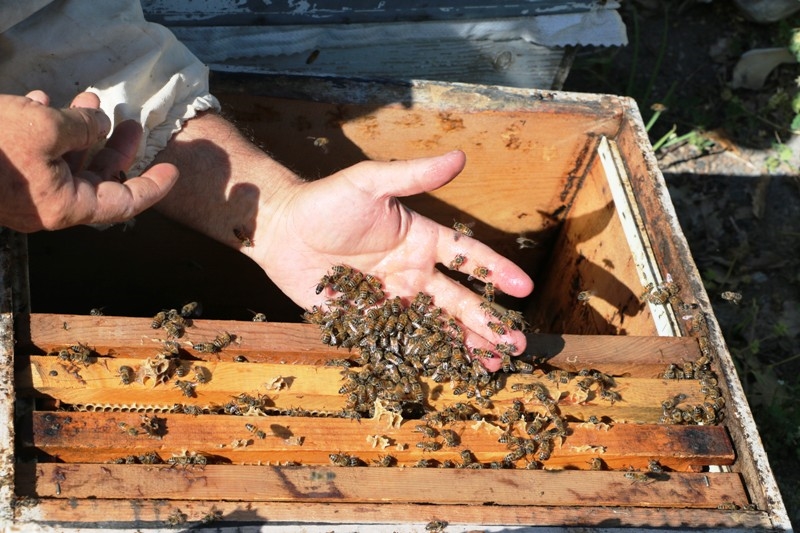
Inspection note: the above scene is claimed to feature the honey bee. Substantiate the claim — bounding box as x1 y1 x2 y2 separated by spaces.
425 520 448 532
546 370 574 385
233 227 253 247
315 274 331 295
151 311 168 329
166 509 188 527
69 342 94 365
162 320 184 339
245 423 267 439
487 321 506 335
717 502 740 510
178 301 200 318
173 363 189 378
500 309 528 331
599 389 621 404
588 457 604 470
89 307 105 316
139 414 164 439
524 416 545 436
516 236 538 249
514 360 533 374
372 454 396 467
624 471 654 484
416 441 442 452
458 449 476 465
648 459 664 473
469 265 490 281
441 429 459 447
193 342 220 354
112 365 133 385
200 509 223 525
175 379 197 398
414 424 438 438
193 366 211 384
410 381 424 403
118 422 139 437
213 331 233 350
448 254 466 270
160 340 181 356
480 301 504 319
720 291 742 305
537 438 553 461
182 405 203 416
500 353 516 373
138 451 162 465
329 453 361 467
482 282 496 303
251 311 267 322
501 447 525 464
641 278 680 305
577 290 595 303
308 135 329 152
452 220 474 241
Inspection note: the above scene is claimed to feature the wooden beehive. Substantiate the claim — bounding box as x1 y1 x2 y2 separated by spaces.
0 74 790 531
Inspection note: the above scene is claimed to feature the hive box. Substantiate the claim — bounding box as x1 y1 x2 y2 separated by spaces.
0 74 790 531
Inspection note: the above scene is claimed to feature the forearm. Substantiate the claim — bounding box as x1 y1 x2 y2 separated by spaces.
152 111 301 249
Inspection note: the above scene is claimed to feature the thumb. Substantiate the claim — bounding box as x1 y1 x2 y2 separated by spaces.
346 150 467 199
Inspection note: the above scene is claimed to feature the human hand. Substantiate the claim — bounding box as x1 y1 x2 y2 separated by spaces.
254 150 534 370
0 90 179 233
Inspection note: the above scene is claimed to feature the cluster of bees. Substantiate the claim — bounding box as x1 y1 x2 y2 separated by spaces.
117 414 165 439
50 342 95 366
304 264 529 421
643 277 726 426
304 264 624 469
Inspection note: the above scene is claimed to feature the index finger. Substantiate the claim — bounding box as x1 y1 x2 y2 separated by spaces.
51 106 112 155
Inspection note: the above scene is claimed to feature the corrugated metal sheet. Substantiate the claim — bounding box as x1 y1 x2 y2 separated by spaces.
142 0 619 26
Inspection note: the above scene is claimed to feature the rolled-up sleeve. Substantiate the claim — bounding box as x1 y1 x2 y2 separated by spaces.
0 0 220 174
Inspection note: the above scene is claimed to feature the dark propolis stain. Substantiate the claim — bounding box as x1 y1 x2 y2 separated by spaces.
272 466 343 500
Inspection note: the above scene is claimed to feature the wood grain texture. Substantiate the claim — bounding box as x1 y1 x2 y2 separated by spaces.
13 497 773 530
27 412 734 471
20 464 747 509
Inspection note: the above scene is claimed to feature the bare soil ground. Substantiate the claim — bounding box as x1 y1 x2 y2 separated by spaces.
563 0 800 526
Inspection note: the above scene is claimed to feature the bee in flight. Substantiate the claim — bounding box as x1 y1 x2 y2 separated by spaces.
233 227 253 247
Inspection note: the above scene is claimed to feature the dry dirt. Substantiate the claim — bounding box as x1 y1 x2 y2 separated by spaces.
563 0 800 526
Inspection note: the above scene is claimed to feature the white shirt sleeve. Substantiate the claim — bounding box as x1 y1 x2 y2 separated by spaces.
0 0 220 174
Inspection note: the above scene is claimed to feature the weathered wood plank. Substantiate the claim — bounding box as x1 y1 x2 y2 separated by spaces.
13 498 773 530
28 412 734 471
22 314 702 375
19 464 748 509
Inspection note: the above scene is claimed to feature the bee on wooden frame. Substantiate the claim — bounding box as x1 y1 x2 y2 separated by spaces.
175 379 197 398
117 365 134 385
193 366 211 384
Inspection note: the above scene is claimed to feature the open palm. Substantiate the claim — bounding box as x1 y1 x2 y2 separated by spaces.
255 151 534 368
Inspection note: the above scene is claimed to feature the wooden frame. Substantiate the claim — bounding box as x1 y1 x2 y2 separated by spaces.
1 75 791 531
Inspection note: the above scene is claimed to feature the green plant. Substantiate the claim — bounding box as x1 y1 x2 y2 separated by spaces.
790 28 800 133
765 139 798 172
